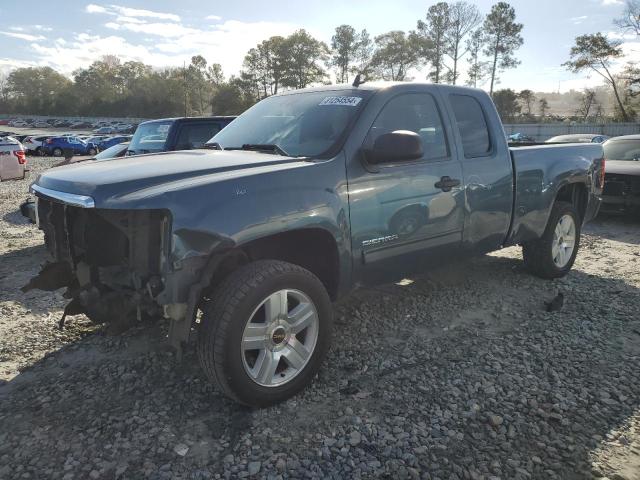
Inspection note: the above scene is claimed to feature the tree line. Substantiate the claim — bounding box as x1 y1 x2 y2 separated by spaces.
0 1 524 118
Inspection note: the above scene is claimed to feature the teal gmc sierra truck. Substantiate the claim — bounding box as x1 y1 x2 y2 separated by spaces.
26 82 604 406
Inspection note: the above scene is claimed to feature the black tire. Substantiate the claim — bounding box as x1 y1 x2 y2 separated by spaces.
197 260 333 407
88 148 97 156
35 147 42 156
522 201 581 279
52 148 63 157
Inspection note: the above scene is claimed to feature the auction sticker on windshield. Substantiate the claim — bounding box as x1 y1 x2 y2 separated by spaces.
319 96 362 107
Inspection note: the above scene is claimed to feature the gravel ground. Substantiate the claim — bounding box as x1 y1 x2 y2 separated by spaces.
0 158 639 480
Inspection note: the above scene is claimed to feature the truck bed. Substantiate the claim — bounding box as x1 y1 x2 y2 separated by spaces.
506 143 604 245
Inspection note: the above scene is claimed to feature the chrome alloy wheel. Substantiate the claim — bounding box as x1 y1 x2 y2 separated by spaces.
552 214 576 268
241 289 319 387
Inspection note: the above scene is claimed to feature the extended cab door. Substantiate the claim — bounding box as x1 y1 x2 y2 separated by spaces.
347 89 465 284
445 92 513 253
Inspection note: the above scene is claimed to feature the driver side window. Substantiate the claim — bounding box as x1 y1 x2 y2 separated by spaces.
365 93 449 162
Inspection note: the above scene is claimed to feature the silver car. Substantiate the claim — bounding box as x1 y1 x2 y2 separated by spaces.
0 136 26 181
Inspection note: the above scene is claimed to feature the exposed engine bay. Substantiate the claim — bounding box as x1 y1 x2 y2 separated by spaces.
23 197 176 335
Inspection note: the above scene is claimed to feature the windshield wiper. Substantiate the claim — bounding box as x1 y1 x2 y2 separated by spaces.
225 144 291 157
203 142 222 150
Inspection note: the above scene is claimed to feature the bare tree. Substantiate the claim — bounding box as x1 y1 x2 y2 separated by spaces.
416 2 450 83
576 88 598 120
482 2 524 96
466 28 488 87
0 72 9 103
445 1 481 84
615 0 640 35
563 33 629 121
518 89 535 115
538 97 549 118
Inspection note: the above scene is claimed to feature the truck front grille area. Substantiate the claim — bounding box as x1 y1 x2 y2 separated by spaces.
37 197 169 278
603 173 640 198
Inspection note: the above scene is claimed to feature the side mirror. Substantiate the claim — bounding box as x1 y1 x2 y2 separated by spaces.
366 130 423 165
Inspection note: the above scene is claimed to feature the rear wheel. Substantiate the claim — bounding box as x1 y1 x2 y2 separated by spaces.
197 260 333 407
52 147 63 157
522 201 580 279
88 147 97 156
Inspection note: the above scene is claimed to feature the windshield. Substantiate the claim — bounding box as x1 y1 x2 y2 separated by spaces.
603 139 640 161
129 120 172 154
209 90 370 157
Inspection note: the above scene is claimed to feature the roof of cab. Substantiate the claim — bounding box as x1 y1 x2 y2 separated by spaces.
274 81 485 96
139 116 237 126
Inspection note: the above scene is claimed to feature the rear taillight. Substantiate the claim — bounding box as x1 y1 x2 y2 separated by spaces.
600 158 606 189
13 150 26 165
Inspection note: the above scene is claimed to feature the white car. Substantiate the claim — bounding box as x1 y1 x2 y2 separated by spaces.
22 135 50 155
10 120 29 127
0 136 26 181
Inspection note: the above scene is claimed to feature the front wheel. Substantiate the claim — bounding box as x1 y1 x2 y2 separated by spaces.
52 148 63 157
197 260 333 407
522 201 581 279
88 147 97 156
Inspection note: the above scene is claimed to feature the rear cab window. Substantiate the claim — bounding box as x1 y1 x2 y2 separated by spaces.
175 122 222 150
449 94 492 158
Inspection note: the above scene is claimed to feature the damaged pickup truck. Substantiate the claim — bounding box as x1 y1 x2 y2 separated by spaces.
26 82 604 407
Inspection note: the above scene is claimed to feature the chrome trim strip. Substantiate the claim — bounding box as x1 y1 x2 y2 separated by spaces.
30 184 95 208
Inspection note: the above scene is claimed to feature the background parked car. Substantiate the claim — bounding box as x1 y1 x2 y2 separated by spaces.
33 121 50 128
42 136 98 156
508 132 535 143
22 135 51 155
9 120 29 127
94 126 117 134
97 135 131 151
127 116 235 155
546 134 610 144
600 135 640 215
0 135 27 181
80 135 109 144
94 142 130 160
70 121 93 129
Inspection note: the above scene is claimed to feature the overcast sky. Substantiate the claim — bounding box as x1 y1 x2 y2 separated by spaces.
0 0 638 93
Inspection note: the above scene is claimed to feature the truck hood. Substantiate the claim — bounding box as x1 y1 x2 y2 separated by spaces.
34 149 309 206
606 160 640 176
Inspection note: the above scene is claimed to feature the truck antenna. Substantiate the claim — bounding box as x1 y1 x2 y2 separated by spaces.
352 74 365 87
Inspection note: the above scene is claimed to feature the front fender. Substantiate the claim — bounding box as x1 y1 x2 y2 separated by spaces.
156 156 351 305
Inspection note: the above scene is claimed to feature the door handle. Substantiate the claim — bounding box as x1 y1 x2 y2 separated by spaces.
434 176 461 192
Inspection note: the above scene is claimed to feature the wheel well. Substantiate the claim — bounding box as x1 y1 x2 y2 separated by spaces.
205 229 341 300
555 183 588 221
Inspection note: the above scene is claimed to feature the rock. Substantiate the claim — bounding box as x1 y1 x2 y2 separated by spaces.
247 461 261 476
173 443 189 456
349 431 362 446
489 415 504 427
